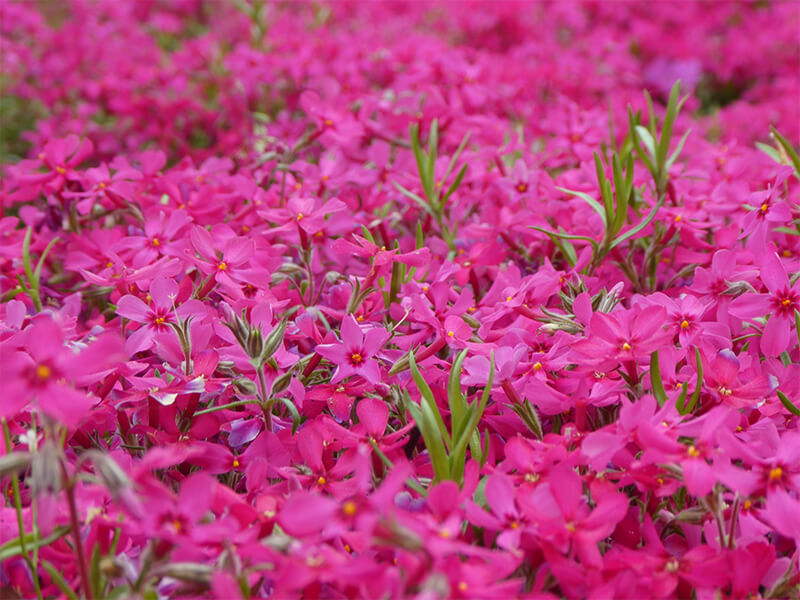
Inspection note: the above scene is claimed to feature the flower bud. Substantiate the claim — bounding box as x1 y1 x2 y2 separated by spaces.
0 451 32 478
31 442 62 497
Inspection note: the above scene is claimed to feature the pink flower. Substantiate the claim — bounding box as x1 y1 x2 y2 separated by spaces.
1 317 124 426
730 251 800 356
315 315 390 385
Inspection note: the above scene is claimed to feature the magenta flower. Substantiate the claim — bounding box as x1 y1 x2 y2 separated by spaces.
1 317 124 426
729 251 800 356
115 276 199 355
315 315 389 385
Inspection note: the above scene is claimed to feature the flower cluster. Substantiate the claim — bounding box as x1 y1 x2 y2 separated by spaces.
1 1 799 599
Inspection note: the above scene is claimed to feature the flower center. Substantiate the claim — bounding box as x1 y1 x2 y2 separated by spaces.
317 476 327 485
769 466 783 481
217 261 227 270
680 320 690 329
351 353 363 364
665 559 680 573
152 237 160 247
342 500 357 516
718 386 732 396
621 342 632 351
36 364 52 380
687 445 700 458
516 183 528 193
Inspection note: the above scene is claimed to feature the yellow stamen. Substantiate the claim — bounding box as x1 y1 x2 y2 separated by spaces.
55 166 66 174
342 501 357 516
621 342 632 351
351 353 362 364
447 331 455 337
317 476 326 485
782 298 792 306
217 262 227 270
687 445 700 458
232 459 240 468
769 467 783 481
297 213 304 220
680 320 690 329
152 237 160 246
665 559 679 573
533 361 543 371
36 365 52 380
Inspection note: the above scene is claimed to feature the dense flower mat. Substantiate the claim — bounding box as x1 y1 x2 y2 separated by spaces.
2 1 800 598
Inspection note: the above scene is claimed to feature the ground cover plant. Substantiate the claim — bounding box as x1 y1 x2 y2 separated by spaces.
1 1 800 598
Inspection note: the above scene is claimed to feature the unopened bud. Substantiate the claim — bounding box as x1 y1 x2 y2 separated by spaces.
260 318 288 364
0 451 32 478
84 450 132 498
155 563 212 584
234 378 258 395
31 442 62 496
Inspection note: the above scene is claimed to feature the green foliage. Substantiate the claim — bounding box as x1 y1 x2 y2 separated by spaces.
406 349 494 485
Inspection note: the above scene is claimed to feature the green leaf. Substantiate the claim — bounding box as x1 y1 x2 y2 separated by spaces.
427 119 439 191
275 396 301 434
771 126 800 175
556 186 607 229
650 351 668 407
393 181 434 216
33 236 60 288
795 310 800 350
42 560 80 600
406 400 449 483
777 390 800 416
683 347 703 415
360 225 376 244
756 142 782 163
675 382 689 414
609 199 663 250
773 227 800 236
409 351 452 450
665 128 691 172
657 81 682 172
628 108 655 175
448 350 469 435
635 126 656 160
441 163 468 205
441 130 471 186
0 526 70 561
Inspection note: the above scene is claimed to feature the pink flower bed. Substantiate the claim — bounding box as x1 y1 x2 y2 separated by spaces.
2 1 800 598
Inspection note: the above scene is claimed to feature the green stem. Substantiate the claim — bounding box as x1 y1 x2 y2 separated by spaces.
2 420 44 600
61 463 94 600
193 398 262 416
